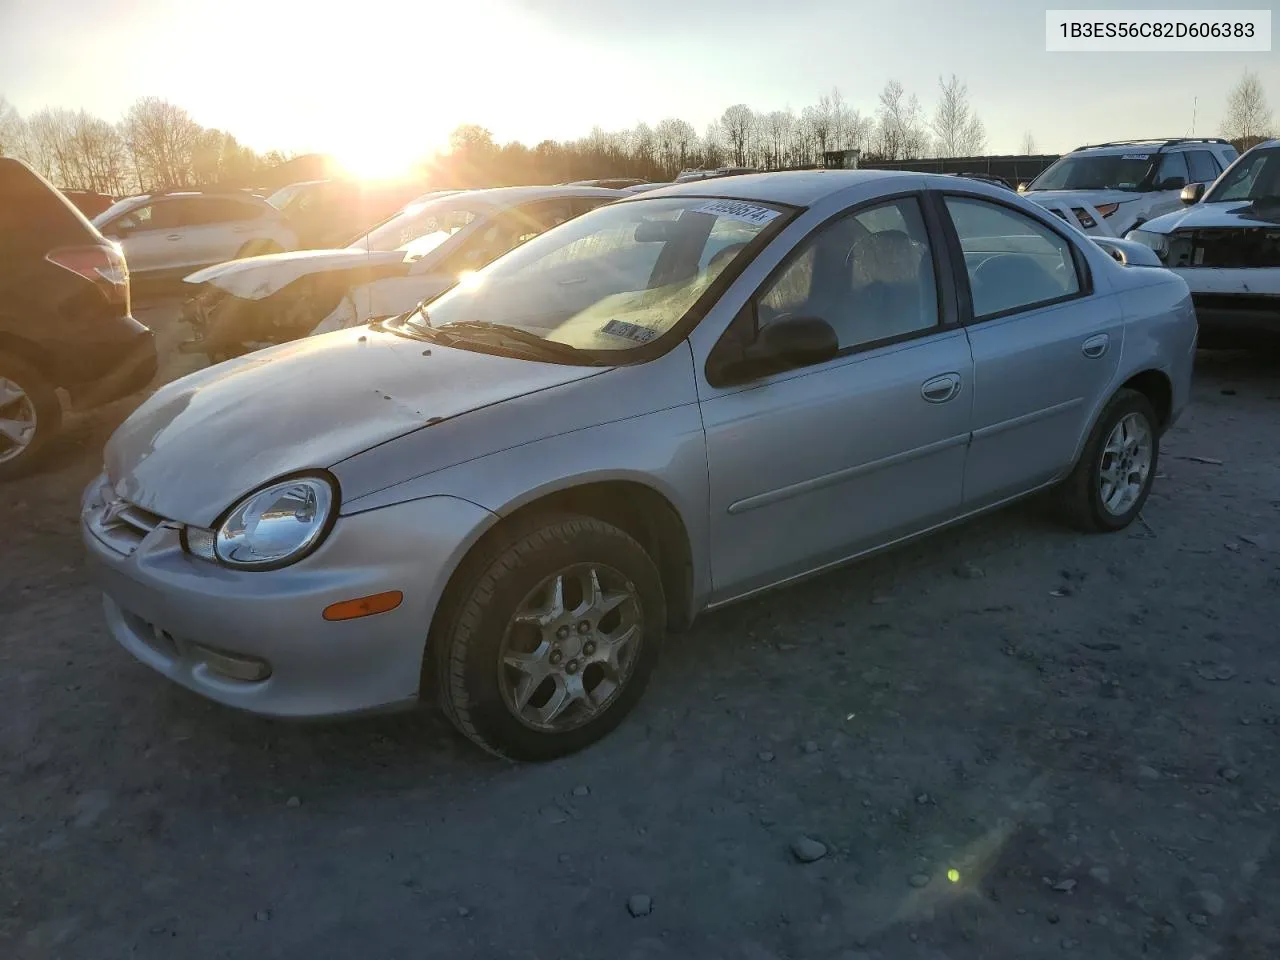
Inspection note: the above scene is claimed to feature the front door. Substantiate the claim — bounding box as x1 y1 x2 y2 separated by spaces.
939 193 1123 508
698 195 975 601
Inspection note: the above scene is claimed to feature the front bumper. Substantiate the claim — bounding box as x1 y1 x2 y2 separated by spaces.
1172 267 1280 336
82 482 496 718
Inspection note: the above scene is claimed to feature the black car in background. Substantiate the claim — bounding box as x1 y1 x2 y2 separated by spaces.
0 158 157 479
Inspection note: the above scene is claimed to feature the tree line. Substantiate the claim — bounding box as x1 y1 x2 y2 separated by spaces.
0 69 1272 197
0 96 287 195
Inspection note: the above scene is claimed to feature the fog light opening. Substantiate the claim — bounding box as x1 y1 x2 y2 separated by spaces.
190 643 272 682
323 591 404 622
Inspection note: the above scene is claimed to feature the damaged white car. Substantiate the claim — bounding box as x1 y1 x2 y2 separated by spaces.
1126 139 1280 346
179 186 624 361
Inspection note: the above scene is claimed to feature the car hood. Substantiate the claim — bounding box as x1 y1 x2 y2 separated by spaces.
1137 200 1280 234
104 326 610 527
184 248 411 299
1024 189 1140 211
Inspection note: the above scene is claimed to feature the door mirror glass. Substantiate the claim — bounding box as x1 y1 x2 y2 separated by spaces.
1180 181 1206 205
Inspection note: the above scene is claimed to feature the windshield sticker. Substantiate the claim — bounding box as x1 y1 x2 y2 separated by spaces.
600 319 658 343
692 199 780 226
1120 154 1150 160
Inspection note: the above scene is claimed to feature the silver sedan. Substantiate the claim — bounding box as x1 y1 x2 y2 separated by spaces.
82 171 1198 760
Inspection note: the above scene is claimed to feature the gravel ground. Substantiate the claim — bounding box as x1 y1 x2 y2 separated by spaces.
2 303 1279 960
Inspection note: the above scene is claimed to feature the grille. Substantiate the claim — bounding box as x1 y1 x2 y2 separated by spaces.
85 495 167 556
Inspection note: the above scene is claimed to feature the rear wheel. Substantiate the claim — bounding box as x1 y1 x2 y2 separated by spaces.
1056 388 1158 532
0 352 62 481
433 514 665 761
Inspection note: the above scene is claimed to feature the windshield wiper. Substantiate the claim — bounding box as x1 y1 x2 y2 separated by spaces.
437 320 604 364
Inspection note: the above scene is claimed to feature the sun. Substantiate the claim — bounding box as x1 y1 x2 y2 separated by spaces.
332 141 419 182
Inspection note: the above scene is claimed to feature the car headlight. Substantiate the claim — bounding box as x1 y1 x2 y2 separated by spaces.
1124 229 1170 260
186 475 336 569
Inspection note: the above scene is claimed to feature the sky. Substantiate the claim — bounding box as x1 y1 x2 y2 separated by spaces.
1 0 1276 172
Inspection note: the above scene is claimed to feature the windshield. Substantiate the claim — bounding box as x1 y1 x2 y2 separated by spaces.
348 197 484 254
92 195 146 226
1028 153 1154 192
392 195 790 359
1204 148 1280 203
266 183 309 210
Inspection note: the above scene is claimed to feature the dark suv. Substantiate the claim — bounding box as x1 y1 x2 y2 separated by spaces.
0 158 157 479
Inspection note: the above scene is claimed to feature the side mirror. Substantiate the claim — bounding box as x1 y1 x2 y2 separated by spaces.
1180 182 1206 205
109 219 133 238
1158 176 1187 191
1016 182 1029 193
709 315 839 385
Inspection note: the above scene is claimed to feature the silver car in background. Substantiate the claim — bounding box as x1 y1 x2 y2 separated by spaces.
93 190 297 281
82 170 1197 761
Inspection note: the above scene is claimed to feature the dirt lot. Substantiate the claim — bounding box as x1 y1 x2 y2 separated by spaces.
2 302 1279 960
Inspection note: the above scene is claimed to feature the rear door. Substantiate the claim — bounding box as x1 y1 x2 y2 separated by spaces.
938 192 1122 508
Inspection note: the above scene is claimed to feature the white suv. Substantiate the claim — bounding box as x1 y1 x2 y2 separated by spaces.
1020 138 1239 237
93 191 297 282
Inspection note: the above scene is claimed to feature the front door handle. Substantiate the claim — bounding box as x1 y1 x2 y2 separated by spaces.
166 234 182 241
921 373 962 403
1082 333 1110 359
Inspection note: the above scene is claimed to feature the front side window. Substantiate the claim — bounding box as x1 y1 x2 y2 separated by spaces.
945 196 1081 318
1154 152 1190 189
755 197 940 350
392 195 790 359
1027 154 1154 193
1205 147 1280 203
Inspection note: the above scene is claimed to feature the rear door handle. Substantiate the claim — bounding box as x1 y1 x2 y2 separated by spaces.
921 373 962 403
1082 333 1110 359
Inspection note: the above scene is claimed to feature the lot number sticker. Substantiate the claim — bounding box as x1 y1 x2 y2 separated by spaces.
692 199 780 226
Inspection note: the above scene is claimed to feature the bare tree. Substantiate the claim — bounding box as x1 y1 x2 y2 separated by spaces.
1223 69 1272 148
121 97 201 190
701 120 725 169
0 96 21 158
1020 130 1037 154
931 75 987 157
872 80 929 160
720 104 754 167
65 110 129 193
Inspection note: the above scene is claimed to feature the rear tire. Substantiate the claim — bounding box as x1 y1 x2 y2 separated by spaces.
1055 388 1159 533
0 352 62 481
432 514 665 762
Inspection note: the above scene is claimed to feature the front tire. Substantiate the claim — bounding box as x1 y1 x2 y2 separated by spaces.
0 352 61 481
1056 388 1159 532
433 514 665 761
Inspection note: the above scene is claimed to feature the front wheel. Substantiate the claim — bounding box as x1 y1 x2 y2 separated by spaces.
1056 388 1159 532
0 352 62 481
433 515 665 761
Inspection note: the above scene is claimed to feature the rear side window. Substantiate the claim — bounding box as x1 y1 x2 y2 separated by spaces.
1187 151 1221 184
944 196 1081 319
0 158 98 255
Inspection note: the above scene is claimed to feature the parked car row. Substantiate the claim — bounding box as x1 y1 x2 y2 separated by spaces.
78 168 1198 760
178 185 626 361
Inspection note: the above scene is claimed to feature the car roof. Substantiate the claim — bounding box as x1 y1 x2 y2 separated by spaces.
635 169 916 206
437 184 627 207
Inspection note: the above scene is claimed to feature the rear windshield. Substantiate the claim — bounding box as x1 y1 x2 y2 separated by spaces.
1027 154 1154 192
0 158 101 255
